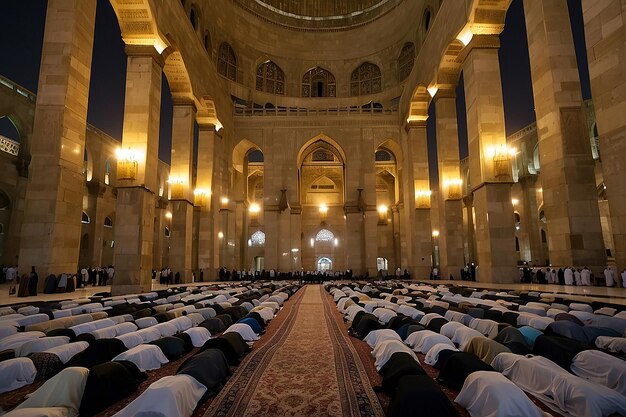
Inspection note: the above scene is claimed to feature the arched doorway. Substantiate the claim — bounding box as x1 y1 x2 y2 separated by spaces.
317 257 332 272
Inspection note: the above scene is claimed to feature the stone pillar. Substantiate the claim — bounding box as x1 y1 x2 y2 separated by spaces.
519 176 544 264
196 124 216 278
462 37 517 283
435 90 465 280
524 0 606 271
168 101 196 282
18 0 97 281
112 46 163 295
462 195 476 264
582 0 626 272
406 121 432 278
86 181 107 267
153 197 168 271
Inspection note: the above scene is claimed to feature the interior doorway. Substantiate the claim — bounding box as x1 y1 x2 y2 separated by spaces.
317 257 332 272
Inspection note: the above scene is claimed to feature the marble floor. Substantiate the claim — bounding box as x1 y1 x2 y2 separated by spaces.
0 279 625 307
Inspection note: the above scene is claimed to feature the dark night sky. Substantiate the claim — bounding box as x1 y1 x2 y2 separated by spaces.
0 0 591 171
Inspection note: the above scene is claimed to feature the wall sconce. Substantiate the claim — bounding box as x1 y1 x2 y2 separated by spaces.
249 202 261 226
319 204 328 225
165 211 172 220
444 179 462 200
193 188 210 206
511 198 519 206
116 147 139 180
169 178 185 199
220 197 229 210
488 144 516 179
218 231 224 239
432 230 440 238
377 204 389 225
415 190 432 209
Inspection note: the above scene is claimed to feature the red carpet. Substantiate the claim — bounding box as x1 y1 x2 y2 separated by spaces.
204 285 384 417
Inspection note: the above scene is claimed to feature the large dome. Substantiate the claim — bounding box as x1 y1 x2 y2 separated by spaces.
233 0 404 30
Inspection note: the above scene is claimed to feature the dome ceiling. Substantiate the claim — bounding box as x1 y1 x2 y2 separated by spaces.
233 0 404 30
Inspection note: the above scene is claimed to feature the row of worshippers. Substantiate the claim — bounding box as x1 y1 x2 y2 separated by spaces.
519 266 624 287
78 266 115 287
217 267 354 282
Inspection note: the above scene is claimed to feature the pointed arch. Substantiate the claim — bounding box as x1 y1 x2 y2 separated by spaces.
256 60 285 95
350 62 381 96
218 42 237 81
302 67 336 97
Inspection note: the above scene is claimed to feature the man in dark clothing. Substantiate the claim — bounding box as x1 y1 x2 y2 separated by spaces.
28 266 38 296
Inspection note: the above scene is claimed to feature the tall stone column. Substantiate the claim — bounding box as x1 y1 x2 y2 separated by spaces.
18 0 97 281
435 90 465 280
112 46 163 295
524 0 605 271
405 121 432 278
462 37 517 283
582 0 626 272
519 176 544 264
86 181 107 267
168 101 196 282
196 124 216 278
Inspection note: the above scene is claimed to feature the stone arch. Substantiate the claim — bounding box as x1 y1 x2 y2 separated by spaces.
217 42 238 81
302 67 336 98
376 138 403 166
232 138 262 173
398 42 416 82
255 60 286 95
407 83 430 122
350 62 382 96
83 144 95 181
297 134 346 168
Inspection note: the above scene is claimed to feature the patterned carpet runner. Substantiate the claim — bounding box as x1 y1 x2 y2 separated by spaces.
204 285 384 417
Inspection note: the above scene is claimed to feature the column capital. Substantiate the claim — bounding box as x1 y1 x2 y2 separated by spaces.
172 97 197 112
460 34 500 63
405 120 427 131
124 44 165 67
433 88 456 101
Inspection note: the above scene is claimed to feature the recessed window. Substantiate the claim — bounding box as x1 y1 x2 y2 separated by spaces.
256 60 285 95
251 230 266 246
350 62 381 96
218 43 237 81
81 212 90 224
398 43 415 81
104 217 113 228
315 229 334 242
302 67 336 97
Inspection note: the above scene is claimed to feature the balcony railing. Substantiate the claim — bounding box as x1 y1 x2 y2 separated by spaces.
234 105 396 117
0 135 19 156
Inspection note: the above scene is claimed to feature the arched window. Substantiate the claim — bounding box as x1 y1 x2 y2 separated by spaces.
256 60 285 95
218 42 237 81
164 227 171 237
104 159 111 185
398 43 415 81
250 230 265 246
350 62 381 96
317 257 332 272
189 8 197 30
315 229 334 242
423 8 432 32
81 212 90 224
302 67 336 97
104 217 113 228
83 149 92 181
375 150 394 162
0 190 9 210
204 31 211 52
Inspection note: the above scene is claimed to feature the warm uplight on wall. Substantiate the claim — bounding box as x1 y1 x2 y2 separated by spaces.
487 144 517 179
249 203 261 226
165 212 172 220
415 190 432 209
456 26 474 46
220 197 229 210
116 147 139 180
432 230 440 238
378 204 389 225
444 178 463 200
319 204 329 224
334 238 339 247
511 198 519 206
218 231 224 239
427 85 439 98
193 188 210 206
169 177 185 199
